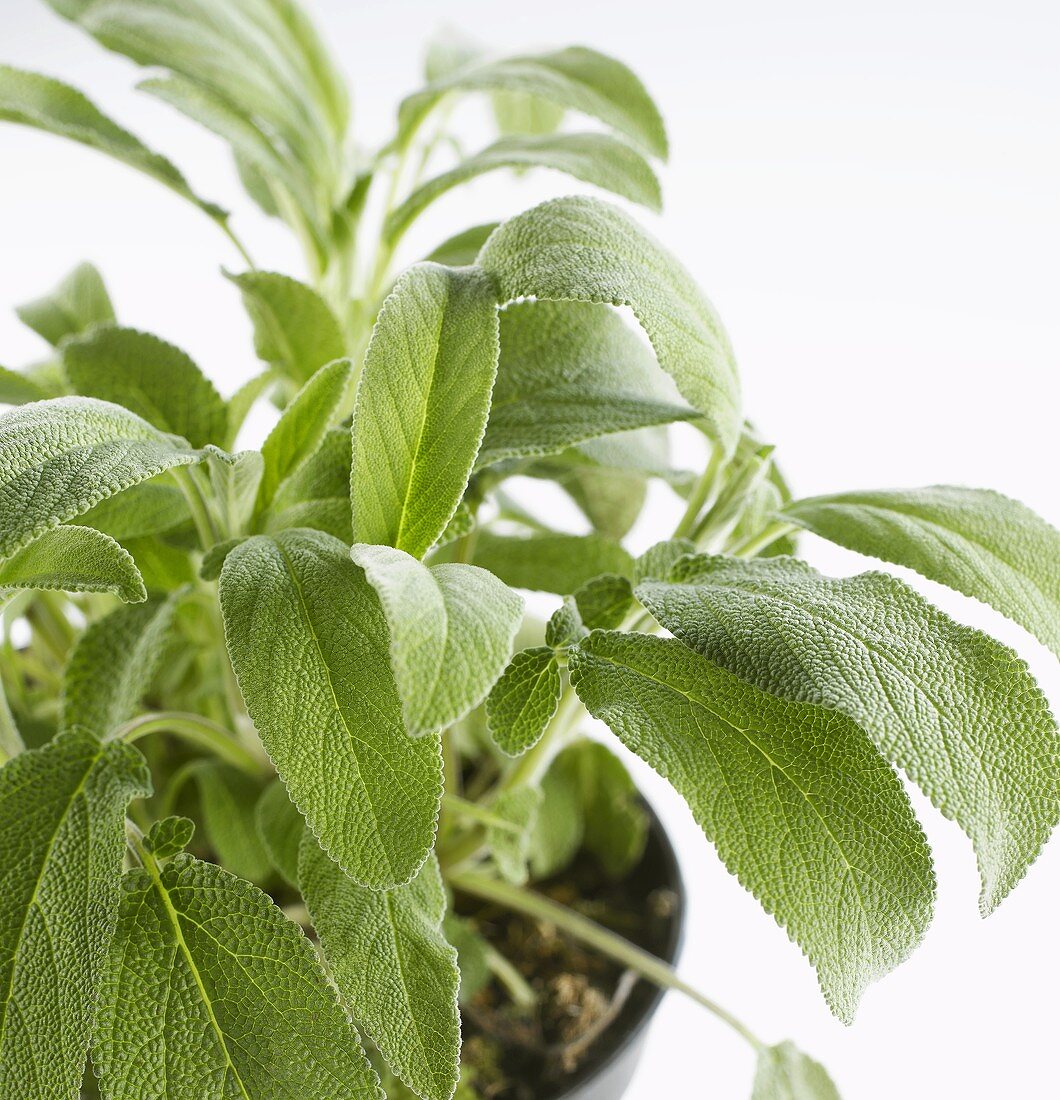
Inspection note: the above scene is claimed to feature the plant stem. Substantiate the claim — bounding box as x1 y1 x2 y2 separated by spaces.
449 869 764 1052
116 711 266 775
495 685 582 795
172 467 220 550
672 445 726 539
484 943 537 1009
442 793 523 834
729 519 798 558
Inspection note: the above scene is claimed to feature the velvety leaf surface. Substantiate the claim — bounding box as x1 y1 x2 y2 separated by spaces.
79 481 189 541
486 646 562 756
143 814 194 859
471 531 633 594
15 261 114 346
219 530 442 889
254 779 304 887
424 223 498 268
752 1042 842 1100
638 554 1060 912
568 631 934 1021
0 365 50 406
193 762 271 883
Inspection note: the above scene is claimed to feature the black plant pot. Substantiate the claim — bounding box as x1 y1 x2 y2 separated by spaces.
545 801 685 1100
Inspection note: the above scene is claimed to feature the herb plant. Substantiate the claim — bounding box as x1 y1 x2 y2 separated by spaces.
1 3 1057 1099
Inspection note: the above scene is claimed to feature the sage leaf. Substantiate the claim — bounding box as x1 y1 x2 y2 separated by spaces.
0 365 50 406
268 427 352 540
300 844 460 1100
193 761 272 883
425 223 498 267
0 397 202 560
350 544 523 737
80 481 189 542
351 264 500 559
573 573 634 630
637 554 1060 912
94 854 381 1100
219 530 442 889
0 731 151 1099
472 531 633 594
486 646 562 756
205 446 263 537
488 786 543 885
752 1041 842 1100
225 368 275 447
15 261 114 346
477 195 741 453
143 814 194 860
783 486 1060 659
0 525 145 603
62 326 227 448
568 631 934 1021
255 779 304 886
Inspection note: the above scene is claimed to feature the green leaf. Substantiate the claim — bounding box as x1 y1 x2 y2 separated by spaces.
0 730 151 1099
62 596 177 737
573 573 634 630
350 544 522 737
254 779 304 886
476 300 695 468
424 223 498 268
227 270 347 386
351 263 500 559
478 196 741 454
752 1041 842 1100
528 752 583 878
0 525 145 602
225 368 275 447
193 762 271 883
0 396 202 561
472 531 633 594
80 481 189 541
95 853 381 1100
15 261 115 346
62 326 227 448
0 64 223 219
123 535 196 593
486 646 562 756
568 631 934 1021
143 814 194 859
219 529 442 889
487 787 543 885
635 538 696 582
443 914 491 1005
492 89 564 137
637 554 1060 912
0 364 50 406
301 844 460 1100
205 446 263 537
259 358 352 507
783 486 1060 659
387 133 661 244
398 47 667 159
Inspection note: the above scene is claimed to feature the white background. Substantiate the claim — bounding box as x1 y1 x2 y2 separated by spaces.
3 1 1059 1097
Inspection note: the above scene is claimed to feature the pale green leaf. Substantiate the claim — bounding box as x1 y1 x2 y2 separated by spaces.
350 544 522 737
486 646 562 756
546 597 587 649
488 786 542 885
95 853 381 1100
225 368 275 447
0 524 145 602
0 730 150 1099
783 486 1060 659
572 573 634 630
0 365 49 406
528 752 583 879
0 396 202 560
472 531 633 594
228 271 347 386
492 89 564 137
219 529 442 889
635 538 696 582
205 446 263 537
443 915 491 1005
752 1041 842 1100
424 223 498 268
122 535 196 593
80 481 189 541
267 425 351 539
568 631 934 1021
387 133 661 244
351 263 499 559
62 596 177 737
15 261 114 347
193 761 271 883
143 814 194 859
637 554 1060 912
478 196 741 453
254 779 304 886
62 326 227 448
301 844 460 1100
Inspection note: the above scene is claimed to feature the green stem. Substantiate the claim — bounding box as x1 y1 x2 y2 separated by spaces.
449 869 763 1052
496 684 582 795
672 446 726 539
729 520 798 558
217 218 257 271
443 793 523 834
116 711 266 776
172 467 220 551
484 943 537 1009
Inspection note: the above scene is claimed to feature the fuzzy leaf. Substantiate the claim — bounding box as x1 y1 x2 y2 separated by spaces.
638 554 1060 912
0 731 151 1099
255 779 304 886
0 397 201 561
486 646 562 756
752 1042 842 1100
0 365 50 406
488 787 543 885
95 854 380 1100
350 544 522 737
219 529 442 889
15 261 114 346
205 446 263 537
568 631 934 1021
573 573 634 630
425 223 499 268
80 481 189 541
472 531 633 594
62 326 227 448
228 271 347 386
783 487 1060 659
387 132 661 244
143 815 194 859
193 762 271 883
225 369 275 447
351 264 499 559
0 524 145 602
301 844 460 1100
478 196 741 453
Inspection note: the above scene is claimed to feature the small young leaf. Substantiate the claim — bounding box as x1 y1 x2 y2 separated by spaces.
634 538 696 582
472 531 633 594
488 786 543 885
0 396 201 560
350 544 523 737
219 530 442 889
301 844 460 1100
225 368 275 447
204 445 263 537
752 1041 842 1100
228 270 347 386
492 89 565 137
266 425 352 538
486 646 562 757
783 486 1060 659
351 264 499 559
80 481 189 541
637 554 1060 913
15 261 114 346
568 631 934 1022
62 326 227 447
0 731 151 1099
143 814 194 859
95 854 381 1100
254 779 304 886
477 300 695 468
0 524 145 603
387 132 662 244
546 597 587 649
574 573 634 630
193 761 271 883
62 596 177 737
478 196 741 454
424 223 499 267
